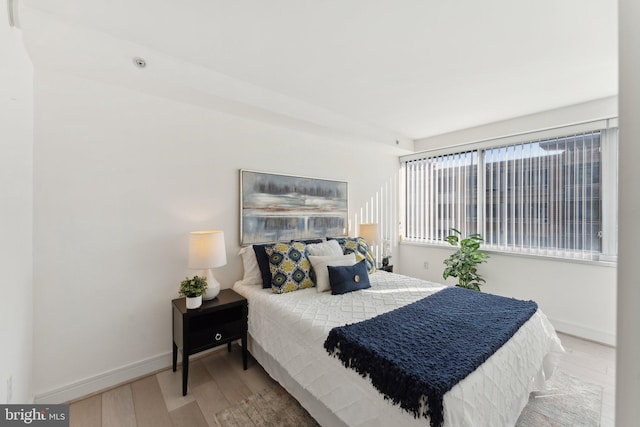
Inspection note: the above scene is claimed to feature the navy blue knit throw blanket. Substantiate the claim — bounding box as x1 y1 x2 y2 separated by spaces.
324 286 538 427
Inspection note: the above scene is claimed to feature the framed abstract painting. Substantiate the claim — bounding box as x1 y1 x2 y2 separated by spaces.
240 170 348 245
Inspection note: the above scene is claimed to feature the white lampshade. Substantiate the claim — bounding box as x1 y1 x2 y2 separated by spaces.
188 230 226 300
359 223 379 247
188 230 227 269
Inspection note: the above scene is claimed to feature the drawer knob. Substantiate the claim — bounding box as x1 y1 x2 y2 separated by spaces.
214 332 222 341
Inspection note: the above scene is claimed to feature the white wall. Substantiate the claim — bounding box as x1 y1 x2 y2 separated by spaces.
616 0 640 424
0 9 34 404
400 98 618 345
31 71 400 402
414 96 617 151
399 245 616 344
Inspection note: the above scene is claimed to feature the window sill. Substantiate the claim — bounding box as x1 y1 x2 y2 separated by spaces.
400 239 617 268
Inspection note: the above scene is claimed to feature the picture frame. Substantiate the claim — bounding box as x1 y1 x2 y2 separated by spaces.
240 170 348 245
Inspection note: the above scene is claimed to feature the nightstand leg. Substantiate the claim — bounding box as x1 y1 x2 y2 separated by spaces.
241 333 248 370
227 342 231 352
182 353 189 396
172 342 177 372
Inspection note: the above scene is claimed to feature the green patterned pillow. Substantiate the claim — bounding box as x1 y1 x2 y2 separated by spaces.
328 237 377 274
265 242 314 294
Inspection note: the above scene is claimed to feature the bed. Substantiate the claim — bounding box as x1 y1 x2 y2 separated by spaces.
232 257 564 427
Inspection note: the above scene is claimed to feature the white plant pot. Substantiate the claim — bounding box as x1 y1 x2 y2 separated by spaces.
185 295 202 309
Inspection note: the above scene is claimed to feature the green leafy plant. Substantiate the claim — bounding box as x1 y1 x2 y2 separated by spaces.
442 228 490 291
179 275 208 298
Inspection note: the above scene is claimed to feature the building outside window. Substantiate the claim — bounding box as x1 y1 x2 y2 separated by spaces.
402 122 617 262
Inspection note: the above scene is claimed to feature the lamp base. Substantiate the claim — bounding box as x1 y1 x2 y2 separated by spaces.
203 269 221 300
204 282 220 300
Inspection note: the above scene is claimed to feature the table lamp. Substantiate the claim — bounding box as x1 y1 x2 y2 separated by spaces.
359 223 379 253
188 230 227 300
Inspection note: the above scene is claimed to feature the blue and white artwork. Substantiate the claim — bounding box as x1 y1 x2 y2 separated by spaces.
241 170 348 245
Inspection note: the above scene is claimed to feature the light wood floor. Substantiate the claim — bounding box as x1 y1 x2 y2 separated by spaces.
69 332 616 427
555 333 616 427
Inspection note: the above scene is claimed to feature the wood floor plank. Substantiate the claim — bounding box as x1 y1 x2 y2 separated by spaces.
227 345 278 394
559 347 612 376
130 375 173 427
192 376 231 425
156 367 196 412
185 358 214 390
557 333 616 427
169 401 209 427
101 385 136 427
237 361 278 395
69 394 101 427
202 350 252 404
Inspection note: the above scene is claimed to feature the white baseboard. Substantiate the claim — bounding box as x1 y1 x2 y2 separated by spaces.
33 351 173 404
549 317 616 347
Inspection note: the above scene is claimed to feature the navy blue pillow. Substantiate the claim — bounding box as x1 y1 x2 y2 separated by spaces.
327 260 371 295
253 243 274 288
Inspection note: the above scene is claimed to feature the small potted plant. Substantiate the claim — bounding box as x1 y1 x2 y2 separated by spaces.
442 228 490 291
381 238 392 266
179 275 208 309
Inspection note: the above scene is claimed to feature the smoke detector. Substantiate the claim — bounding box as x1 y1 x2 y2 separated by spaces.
133 57 147 68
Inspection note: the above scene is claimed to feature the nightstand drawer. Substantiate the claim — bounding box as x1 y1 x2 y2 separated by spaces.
189 305 244 329
190 319 244 351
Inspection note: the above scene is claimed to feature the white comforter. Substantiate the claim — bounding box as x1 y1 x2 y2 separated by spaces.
233 272 563 427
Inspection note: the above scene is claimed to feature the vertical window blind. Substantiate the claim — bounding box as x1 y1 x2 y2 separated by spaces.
403 128 616 261
406 151 478 241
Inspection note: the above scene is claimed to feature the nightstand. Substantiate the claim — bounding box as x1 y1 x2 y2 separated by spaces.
172 288 248 396
379 264 394 273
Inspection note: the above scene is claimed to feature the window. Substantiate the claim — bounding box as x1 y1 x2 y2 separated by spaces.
405 151 478 242
402 122 618 262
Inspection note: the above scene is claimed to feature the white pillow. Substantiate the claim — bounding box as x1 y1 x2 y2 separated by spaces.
238 246 262 285
309 253 357 292
306 239 343 257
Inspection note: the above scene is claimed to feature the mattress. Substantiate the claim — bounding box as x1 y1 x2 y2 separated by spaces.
233 272 564 427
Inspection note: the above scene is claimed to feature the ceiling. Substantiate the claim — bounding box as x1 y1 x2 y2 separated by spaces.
16 0 617 143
